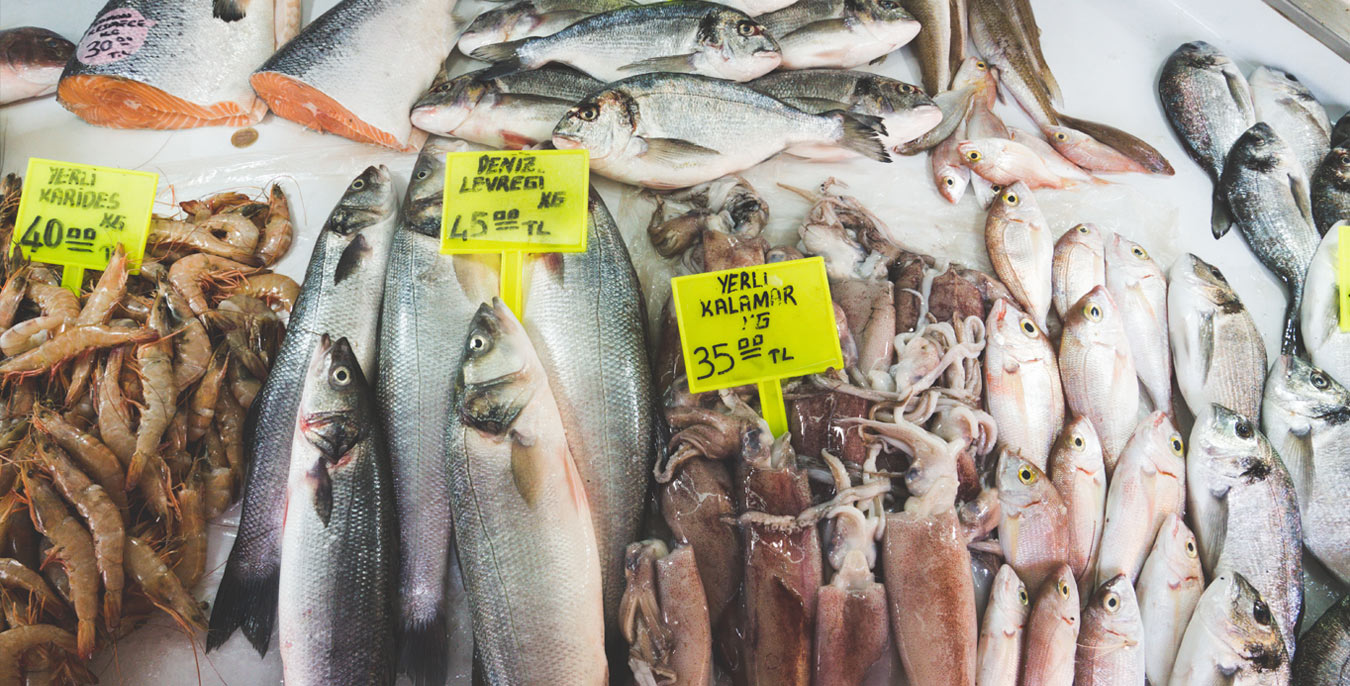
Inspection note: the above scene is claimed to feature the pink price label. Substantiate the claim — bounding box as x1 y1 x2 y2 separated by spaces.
76 8 156 66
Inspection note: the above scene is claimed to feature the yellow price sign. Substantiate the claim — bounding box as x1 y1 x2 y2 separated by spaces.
12 158 157 291
1339 224 1349 332
671 257 844 435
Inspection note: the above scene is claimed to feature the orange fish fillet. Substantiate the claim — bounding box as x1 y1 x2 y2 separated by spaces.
57 74 266 129
251 72 423 152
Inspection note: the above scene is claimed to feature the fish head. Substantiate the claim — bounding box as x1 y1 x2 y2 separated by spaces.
956 138 1003 170
936 164 969 203
865 78 940 147
1062 285 1123 345
402 137 457 233
1050 414 1104 476
848 0 920 43
1056 222 1106 258
991 564 1031 620
1216 573 1288 672
1043 125 1088 150
0 27 74 70
1265 354 1350 426
1106 233 1163 286
1085 574 1141 634
1153 513 1203 585
985 181 1041 227
298 335 371 463
458 300 535 435
1249 65 1315 103
951 56 995 94
1122 410 1185 469
1169 253 1244 314
696 9 781 81
1036 564 1080 621
553 88 636 162
411 71 495 137
1325 146 1350 188
456 2 537 55
1228 122 1292 175
1169 41 1232 72
323 166 396 237
986 297 1048 366
1190 404 1273 492
995 449 1053 512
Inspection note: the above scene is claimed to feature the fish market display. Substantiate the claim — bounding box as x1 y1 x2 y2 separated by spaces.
457 0 639 55
1135 514 1204 686
1059 285 1138 468
251 0 456 149
1249 65 1330 182
1168 572 1287 686
0 27 74 105
1105 234 1171 415
756 0 921 70
899 0 959 95
58 0 292 128
1301 226 1350 387
411 66 603 149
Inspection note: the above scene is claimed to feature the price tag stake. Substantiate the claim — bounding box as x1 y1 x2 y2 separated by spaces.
1339 224 1349 333
671 257 844 437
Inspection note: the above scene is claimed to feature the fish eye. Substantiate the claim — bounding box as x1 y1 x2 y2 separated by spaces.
1020 319 1038 336
1185 538 1197 557
944 176 955 186
1234 419 1254 439
1054 131 1068 141
331 366 351 386
1017 466 1036 484
468 334 489 352
1338 152 1349 166
1076 225 1090 234
879 0 898 8
1252 599 1272 626
1131 245 1149 259
350 178 366 191
416 169 429 180
577 104 599 122
1311 371 1330 390
1072 434 1085 450
1002 191 1019 205
735 19 758 36
1018 587 1029 605
1170 435 1184 456
1057 580 1070 598
967 150 982 162
976 61 987 70
1083 303 1103 321
1103 592 1120 612
1208 265 1225 281
899 84 914 93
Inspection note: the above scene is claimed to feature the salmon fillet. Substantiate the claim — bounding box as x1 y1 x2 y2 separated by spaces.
251 71 424 151
58 74 266 129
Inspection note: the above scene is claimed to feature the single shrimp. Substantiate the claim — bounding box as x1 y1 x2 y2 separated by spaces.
0 325 155 375
116 293 152 323
0 269 28 331
0 316 59 356
256 185 294 266
126 296 175 522
172 317 211 392
217 272 299 314
32 436 123 630
19 470 99 659
202 297 281 378
148 217 260 264
24 282 79 333
30 405 128 512
76 244 128 328
0 559 66 620
94 348 136 465
172 476 205 589
187 347 227 443
167 253 255 316
202 191 253 215
0 624 79 685
201 463 234 520
214 391 246 478
122 536 206 631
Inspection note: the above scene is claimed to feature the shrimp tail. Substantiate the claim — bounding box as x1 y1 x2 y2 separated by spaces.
125 450 148 488
104 591 123 630
76 617 95 660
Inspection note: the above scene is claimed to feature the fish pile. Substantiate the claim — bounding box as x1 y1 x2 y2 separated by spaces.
0 176 299 683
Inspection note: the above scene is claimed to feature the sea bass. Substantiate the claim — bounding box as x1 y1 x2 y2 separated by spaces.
456 0 638 55
1167 572 1286 686
757 0 920 70
1136 514 1204 686
984 183 1052 328
1301 226 1350 388
1105 234 1172 415
0 27 73 104
1167 253 1266 421
983 298 1063 470
1249 65 1330 182
277 336 397 686
1047 415 1105 587
209 166 398 656
748 69 940 154
410 66 603 149
1058 286 1138 469
1051 223 1106 323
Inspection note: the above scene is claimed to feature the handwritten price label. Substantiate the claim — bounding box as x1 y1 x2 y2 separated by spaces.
1339 224 1348 332
440 149 589 254
671 257 843 394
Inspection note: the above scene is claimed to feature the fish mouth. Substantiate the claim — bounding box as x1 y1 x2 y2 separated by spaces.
551 132 585 150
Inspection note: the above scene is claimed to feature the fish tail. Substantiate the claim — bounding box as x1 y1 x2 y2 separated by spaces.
213 0 247 21
1280 288 1304 357
397 609 450 686
470 40 530 79
206 563 279 656
1210 190 1232 239
827 110 891 163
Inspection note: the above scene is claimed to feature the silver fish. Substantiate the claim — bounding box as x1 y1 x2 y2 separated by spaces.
209 166 398 656
897 83 977 155
1105 233 1172 415
1291 593 1350 685
1167 253 1266 421
1311 146 1350 236
976 564 1029 686
1188 404 1303 655
1249 65 1330 182
1058 285 1138 470
410 66 603 149
277 335 397 686
1220 122 1320 355
553 72 887 189
1051 223 1106 323
1020 564 1079 686
470 1 781 82
931 131 970 203
0 27 73 104
967 0 1056 129
1301 226 1350 388
898 0 951 95
1047 415 1105 588
1136 514 1204 686
983 298 1063 470
456 0 637 54
748 69 941 154
984 183 1053 328
757 0 920 70
1075 575 1145 686
1096 411 1186 585
1168 572 1286 686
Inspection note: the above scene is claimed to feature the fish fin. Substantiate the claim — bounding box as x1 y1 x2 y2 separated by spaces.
206 557 280 656
398 609 449 686
617 54 696 74
470 40 532 77
213 0 247 21
1289 171 1314 228
638 137 721 165
825 110 890 163
1280 291 1304 357
1224 68 1256 123
1210 191 1232 239
1197 311 1214 381
306 459 333 526
333 233 370 285
508 429 543 507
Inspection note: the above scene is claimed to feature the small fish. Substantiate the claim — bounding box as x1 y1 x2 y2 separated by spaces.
1047 415 1105 588
984 183 1053 327
0 27 73 104
1058 286 1138 469
1042 125 1150 174
931 133 971 203
958 138 1074 189
471 1 781 82
1075 575 1145 686
996 450 1071 593
1051 223 1106 323
456 0 637 55
1020 564 1079 686
1007 127 1096 184
898 0 953 95
976 565 1029 686
1168 572 1287 686
410 66 602 149
951 55 997 110
1136 514 1204 686
1096 411 1186 585
967 0 1056 129
1291 593 1350 685
1047 114 1175 175
984 298 1063 470
1158 41 1256 238
1301 226 1350 388
1311 146 1350 236
748 69 940 155
1167 253 1266 421
758 0 920 70
897 83 977 155
1249 65 1331 182
1105 234 1172 415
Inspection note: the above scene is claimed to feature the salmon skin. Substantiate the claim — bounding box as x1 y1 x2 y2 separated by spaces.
57 0 288 128
251 0 457 150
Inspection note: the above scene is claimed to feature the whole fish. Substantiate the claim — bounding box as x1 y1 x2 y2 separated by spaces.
898 84 977 155
277 335 397 686
1261 354 1350 584
377 140 497 685
59 0 288 128
1311 146 1350 236
1051 223 1106 323
209 166 398 656
931 132 971 203
748 69 941 153
1188 404 1302 654
1167 572 1286 686
959 138 1073 189
1006 127 1097 184
983 298 1063 470
1136 514 1204 686
410 66 602 149
0 27 73 104
951 56 997 110
996 450 1070 593
994 0 1057 103
1105 234 1172 415
883 510 978 686
1047 415 1105 587
1049 113 1175 175
1075 575 1145 686
984 182 1052 328
471 1 781 82
1291 593 1349 685
758 0 920 70
967 0 1056 128
448 300 608 685
1058 285 1138 469
1167 253 1267 421
1158 41 1256 238
552 72 888 189
1096 411 1186 585
252 0 456 150
1020 564 1079 686
975 564 1029 686
1301 227 1350 388
1249 65 1330 181
1221 122 1320 355
456 0 637 54
899 0 952 95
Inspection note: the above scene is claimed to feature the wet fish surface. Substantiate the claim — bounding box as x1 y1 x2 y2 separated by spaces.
1249 65 1330 182
1168 253 1267 421
1168 572 1287 686
757 0 920 70
1291 592 1349 685
748 69 940 153
411 66 603 149
456 0 638 55
0 27 74 104
1136 514 1204 686
1311 146 1350 236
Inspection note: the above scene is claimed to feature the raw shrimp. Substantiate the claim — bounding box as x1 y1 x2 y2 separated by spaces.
30 406 128 511
172 477 205 589
172 317 211 391
0 624 79 685
0 325 154 375
122 536 206 631
186 347 227 443
200 463 233 519
19 470 98 659
75 245 129 327
148 216 260 264
0 559 66 620
256 185 293 266
214 391 245 478
167 253 255 316
226 361 260 409
0 316 58 356
0 269 27 330
218 272 299 314
94 348 136 464
24 282 79 332
127 295 175 497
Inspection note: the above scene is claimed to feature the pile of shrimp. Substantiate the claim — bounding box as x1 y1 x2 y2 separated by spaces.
0 178 299 682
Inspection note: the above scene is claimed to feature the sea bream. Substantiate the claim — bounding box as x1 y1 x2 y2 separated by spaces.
411 66 603 149
1312 146 1350 236
983 298 1063 470
252 0 457 150
748 69 940 155
456 0 638 55
1047 415 1105 588
1168 572 1287 686
0 27 74 104
58 0 296 128
1249 65 1330 182
755 0 920 70
1058 286 1138 470
1051 223 1106 323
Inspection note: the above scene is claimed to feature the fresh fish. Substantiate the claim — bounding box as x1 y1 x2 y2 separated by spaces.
1158 41 1256 238
471 1 781 82
377 141 498 685
1292 593 1349 685
1261 354 1350 584
883 510 978 686
209 166 399 656
1301 226 1350 387
1311 146 1350 236
897 84 977 155
965 102 1007 142
1006 127 1096 184
983 183 1052 327
1220 122 1320 355
976 564 1029 686
1335 111 1350 147
1167 572 1286 686
252 0 456 150
758 0 920 70
1136 514 1204 686
277 335 397 686
448 300 608 685
899 0 952 95
410 66 602 149
983 298 1063 470
457 0 637 54
1042 125 1150 174
931 133 971 203
995 450 1070 594
1075 575 1145 686
1188 404 1302 654
1249 65 1331 181
970 173 1001 210
552 72 888 189
1058 285 1138 469
1105 234 1172 415
1020 564 1079 686
1051 223 1106 323
958 138 1073 189
951 55 997 110
1048 114 1175 175
58 0 288 128
0 27 73 104
994 0 1057 105
748 69 941 153
1096 411 1186 585
967 0 1057 129
1167 253 1266 421
714 0 799 16
1047 415 1105 587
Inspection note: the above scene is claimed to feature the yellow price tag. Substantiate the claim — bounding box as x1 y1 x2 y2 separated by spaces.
12 158 157 292
671 257 844 435
1339 224 1349 332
